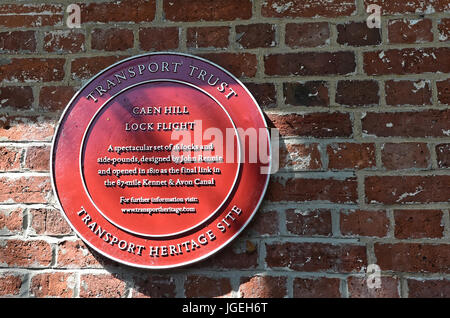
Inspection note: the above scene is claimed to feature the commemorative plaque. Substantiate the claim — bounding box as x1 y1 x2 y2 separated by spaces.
51 53 271 268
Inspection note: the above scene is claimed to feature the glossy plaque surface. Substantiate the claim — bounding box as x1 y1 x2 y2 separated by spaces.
52 53 271 268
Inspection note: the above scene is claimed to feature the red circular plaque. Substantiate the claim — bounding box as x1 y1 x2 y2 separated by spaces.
52 53 271 268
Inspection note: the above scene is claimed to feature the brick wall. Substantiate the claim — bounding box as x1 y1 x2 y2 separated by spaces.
0 0 449 298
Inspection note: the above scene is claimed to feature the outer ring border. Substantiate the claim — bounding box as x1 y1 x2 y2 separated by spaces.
79 78 243 238
50 52 272 269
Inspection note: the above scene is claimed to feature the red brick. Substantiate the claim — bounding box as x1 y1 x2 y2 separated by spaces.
139 27 178 50
438 18 450 42
0 31 36 53
81 0 155 23
347 276 399 298
0 176 51 204
394 210 444 239
269 113 352 138
385 80 432 106
283 81 329 106
337 21 381 46
437 79 450 104
436 144 450 168
236 24 276 49
362 110 450 137
381 143 430 170
0 86 33 109
132 276 176 298
185 276 232 298
71 56 127 80
340 210 389 237
375 243 450 273
280 143 322 170
0 146 22 171
293 277 341 298
92 28 133 51
198 241 258 269
80 274 126 298
43 30 85 53
0 58 65 83
0 115 55 141
265 242 367 272
199 53 257 78
39 86 76 111
267 176 357 203
363 0 449 14
0 239 52 267
327 143 376 170
364 48 450 75
286 209 332 236
286 23 330 48
186 27 229 48
336 80 379 106
408 279 450 298
246 210 279 236
239 276 287 298
0 4 63 27
388 19 433 43
30 208 72 236
0 273 23 296
24 145 50 171
164 0 252 21
0 208 23 235
365 175 450 204
31 272 76 298
262 0 356 18
265 52 355 76
57 240 102 268
244 83 277 108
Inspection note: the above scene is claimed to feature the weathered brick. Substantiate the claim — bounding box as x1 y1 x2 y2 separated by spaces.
362 110 450 137
81 0 155 23
0 86 33 109
347 276 399 298
286 209 332 236
375 243 450 273
185 276 232 298
280 143 322 170
437 79 450 104
408 279 450 298
436 144 450 168
164 0 252 21
25 145 50 171
340 210 389 237
246 211 279 236
139 27 179 51
30 208 72 236
80 274 126 298
388 19 433 43
265 52 355 76
394 210 444 239
244 83 277 108
43 30 85 53
198 240 258 269
267 176 357 203
266 242 367 272
39 86 76 111
0 146 22 171
269 113 352 138
262 0 356 18
92 28 133 51
438 18 450 42
337 21 381 46
283 81 329 106
285 23 330 48
385 80 432 106
327 143 376 170
71 56 127 80
0 208 23 235
0 272 23 296
0 115 55 142
364 48 450 75
293 277 341 298
336 80 379 106
132 275 176 298
0 176 51 204
363 0 449 14
365 175 450 204
236 24 275 49
30 272 76 298
0 31 36 53
381 143 430 170
0 58 65 83
199 53 257 78
0 4 63 27
0 239 52 268
239 276 287 298
57 240 102 268
186 27 229 48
